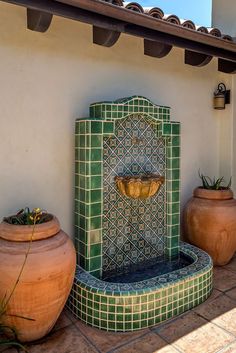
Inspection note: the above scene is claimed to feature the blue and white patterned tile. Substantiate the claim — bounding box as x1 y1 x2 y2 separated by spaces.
102 114 167 276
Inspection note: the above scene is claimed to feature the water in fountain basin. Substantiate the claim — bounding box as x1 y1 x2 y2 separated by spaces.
103 253 193 283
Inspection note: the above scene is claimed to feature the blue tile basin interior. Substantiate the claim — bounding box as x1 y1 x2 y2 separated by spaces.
103 253 193 283
69 96 213 331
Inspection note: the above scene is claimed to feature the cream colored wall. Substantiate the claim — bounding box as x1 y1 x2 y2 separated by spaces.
212 0 236 190
0 3 228 236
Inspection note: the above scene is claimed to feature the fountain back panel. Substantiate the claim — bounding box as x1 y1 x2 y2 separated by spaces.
67 96 212 331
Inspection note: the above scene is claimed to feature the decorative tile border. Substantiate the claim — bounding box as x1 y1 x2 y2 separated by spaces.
89 96 170 122
67 242 213 331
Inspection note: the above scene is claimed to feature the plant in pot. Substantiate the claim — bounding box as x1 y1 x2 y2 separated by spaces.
0 208 76 343
184 172 236 266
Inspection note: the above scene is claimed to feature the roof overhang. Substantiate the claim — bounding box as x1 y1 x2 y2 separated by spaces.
2 0 236 73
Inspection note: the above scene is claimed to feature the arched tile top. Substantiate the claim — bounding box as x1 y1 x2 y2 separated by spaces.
89 95 170 121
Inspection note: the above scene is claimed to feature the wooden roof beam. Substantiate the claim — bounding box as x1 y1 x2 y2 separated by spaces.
93 26 120 47
27 8 53 32
185 50 213 67
144 39 172 58
218 59 236 74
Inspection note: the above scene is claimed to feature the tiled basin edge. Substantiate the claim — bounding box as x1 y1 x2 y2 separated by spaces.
67 242 213 331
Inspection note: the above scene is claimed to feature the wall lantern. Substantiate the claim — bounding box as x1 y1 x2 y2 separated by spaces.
213 83 230 110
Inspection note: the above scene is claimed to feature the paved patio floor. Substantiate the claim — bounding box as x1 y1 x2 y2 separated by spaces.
4 255 236 353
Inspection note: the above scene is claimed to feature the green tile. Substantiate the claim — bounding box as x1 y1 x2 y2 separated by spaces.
172 136 180 146
91 121 102 133
91 135 102 148
172 123 180 135
89 203 102 217
101 304 107 312
75 148 79 160
89 256 102 271
90 162 102 175
91 149 102 161
90 216 102 230
171 158 180 169
103 122 114 134
75 162 79 174
90 176 102 189
90 243 102 257
170 147 180 158
109 305 115 313
79 162 86 175
84 121 91 133
170 191 179 202
91 190 102 203
162 123 171 135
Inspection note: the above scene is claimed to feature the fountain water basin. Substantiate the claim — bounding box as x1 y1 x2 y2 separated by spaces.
69 243 211 331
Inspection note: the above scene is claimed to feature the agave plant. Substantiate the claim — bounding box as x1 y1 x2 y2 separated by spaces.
0 208 43 351
199 171 232 190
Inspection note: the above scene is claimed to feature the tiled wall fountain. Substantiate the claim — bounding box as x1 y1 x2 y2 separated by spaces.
67 96 213 331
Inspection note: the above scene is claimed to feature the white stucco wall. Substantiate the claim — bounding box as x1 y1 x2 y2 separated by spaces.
212 0 236 190
0 3 230 236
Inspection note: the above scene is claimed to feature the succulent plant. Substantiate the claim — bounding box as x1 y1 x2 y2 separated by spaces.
199 171 231 190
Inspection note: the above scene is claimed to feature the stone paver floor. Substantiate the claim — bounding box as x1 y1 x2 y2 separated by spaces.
3 255 236 353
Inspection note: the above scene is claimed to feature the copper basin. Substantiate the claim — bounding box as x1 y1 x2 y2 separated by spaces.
115 174 165 199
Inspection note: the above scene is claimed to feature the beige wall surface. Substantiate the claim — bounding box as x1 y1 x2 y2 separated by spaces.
212 0 236 190
0 3 231 236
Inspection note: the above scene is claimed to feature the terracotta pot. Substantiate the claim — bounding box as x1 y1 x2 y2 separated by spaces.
0 216 76 342
184 187 236 266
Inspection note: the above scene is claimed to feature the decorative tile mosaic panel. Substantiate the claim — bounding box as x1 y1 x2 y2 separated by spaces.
102 114 166 277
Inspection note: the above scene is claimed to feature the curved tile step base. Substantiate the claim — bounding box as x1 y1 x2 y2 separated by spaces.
67 242 213 332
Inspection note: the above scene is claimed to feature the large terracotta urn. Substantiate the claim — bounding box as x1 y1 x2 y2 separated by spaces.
0 216 76 342
184 188 236 266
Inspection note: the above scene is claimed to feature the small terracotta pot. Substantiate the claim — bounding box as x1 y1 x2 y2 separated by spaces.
184 188 236 266
0 216 76 342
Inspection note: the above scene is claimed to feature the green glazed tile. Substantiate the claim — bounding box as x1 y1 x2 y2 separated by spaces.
91 135 102 148
90 162 102 175
89 216 102 230
162 123 171 135
90 243 102 257
103 122 114 134
171 123 180 135
91 121 102 133
89 256 102 271
91 190 102 203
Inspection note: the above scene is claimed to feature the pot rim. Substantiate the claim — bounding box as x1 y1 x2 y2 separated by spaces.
194 187 233 200
0 215 61 242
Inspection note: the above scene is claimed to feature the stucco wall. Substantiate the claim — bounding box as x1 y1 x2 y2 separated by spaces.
0 3 229 236
212 0 236 191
